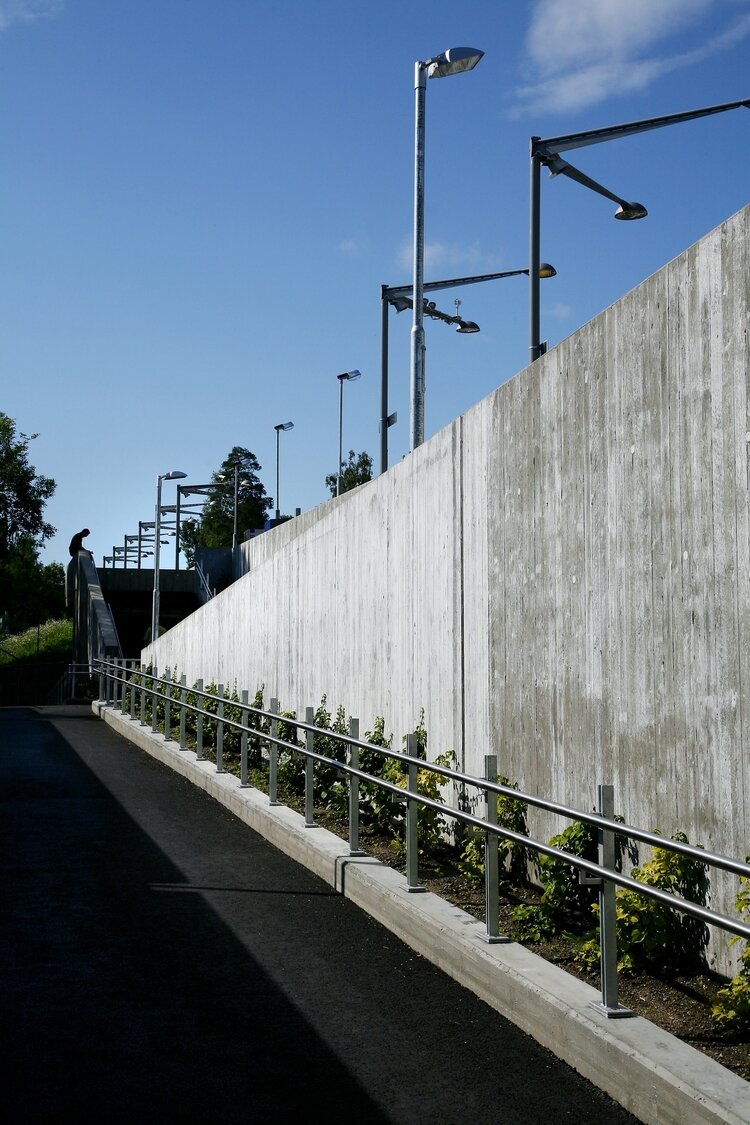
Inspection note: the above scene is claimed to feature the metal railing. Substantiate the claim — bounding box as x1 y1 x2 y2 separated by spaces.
93 657 750 1018
195 561 215 602
48 662 99 704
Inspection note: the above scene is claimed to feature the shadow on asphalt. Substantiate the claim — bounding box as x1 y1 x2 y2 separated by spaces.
3 707 390 1124
2 707 638 1125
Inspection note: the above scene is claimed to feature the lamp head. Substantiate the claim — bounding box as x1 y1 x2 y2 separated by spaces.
390 296 412 313
428 47 484 78
614 201 648 221
338 369 362 382
456 320 480 334
538 262 557 278
275 421 294 432
163 470 187 481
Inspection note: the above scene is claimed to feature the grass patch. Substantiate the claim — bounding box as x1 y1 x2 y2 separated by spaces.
0 618 73 664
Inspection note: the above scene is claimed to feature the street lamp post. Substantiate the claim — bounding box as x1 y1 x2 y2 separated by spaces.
529 95 750 362
381 264 556 473
411 46 484 453
229 459 255 549
173 484 215 568
274 422 294 519
337 370 362 496
151 470 187 642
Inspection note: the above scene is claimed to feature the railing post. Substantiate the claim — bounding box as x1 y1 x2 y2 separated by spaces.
195 679 204 760
482 755 509 943
216 684 225 772
305 706 316 827
139 664 147 725
178 674 187 749
240 689 249 787
164 669 172 741
129 662 138 720
405 733 424 892
593 783 632 1018
268 698 279 805
348 718 365 856
98 660 105 702
151 664 159 732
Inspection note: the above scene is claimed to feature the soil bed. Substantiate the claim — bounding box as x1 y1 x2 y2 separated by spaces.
318 812 750 1083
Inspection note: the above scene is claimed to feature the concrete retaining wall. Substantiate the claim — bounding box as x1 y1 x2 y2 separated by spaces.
146 204 750 971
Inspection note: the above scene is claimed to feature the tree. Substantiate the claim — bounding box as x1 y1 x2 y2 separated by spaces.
180 446 272 568
325 450 373 498
0 413 61 633
0 413 55 559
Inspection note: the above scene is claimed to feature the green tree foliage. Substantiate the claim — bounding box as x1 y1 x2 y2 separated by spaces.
0 413 62 632
0 413 55 557
325 449 373 497
179 446 272 567
1 538 65 632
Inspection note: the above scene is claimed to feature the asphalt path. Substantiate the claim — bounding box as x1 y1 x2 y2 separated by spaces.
2 706 639 1124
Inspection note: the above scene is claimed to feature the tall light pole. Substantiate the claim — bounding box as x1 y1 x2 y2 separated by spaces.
529 95 750 362
151 469 186 642
173 484 214 568
382 263 556 473
274 422 294 519
411 46 483 453
230 457 255 548
337 369 361 495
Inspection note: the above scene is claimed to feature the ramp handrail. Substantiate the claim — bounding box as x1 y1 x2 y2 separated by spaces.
48 662 98 704
93 657 750 1018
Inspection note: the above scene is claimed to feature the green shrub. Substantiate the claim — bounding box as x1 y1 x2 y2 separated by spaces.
358 716 396 833
247 686 269 766
512 819 599 940
0 618 73 664
712 862 750 1033
310 697 350 815
275 708 305 795
576 831 709 974
459 777 532 886
376 712 455 858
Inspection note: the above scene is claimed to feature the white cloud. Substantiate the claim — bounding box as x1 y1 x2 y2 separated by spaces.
337 238 359 256
397 238 503 276
512 0 750 115
0 0 63 33
526 0 710 75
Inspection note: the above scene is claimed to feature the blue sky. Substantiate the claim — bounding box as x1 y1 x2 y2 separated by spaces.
2 0 749 567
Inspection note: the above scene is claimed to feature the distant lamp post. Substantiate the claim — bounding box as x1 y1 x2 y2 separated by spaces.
173 484 215 568
151 469 187 642
336 370 362 496
412 46 484 453
274 422 294 519
529 95 750 362
215 462 256 548
230 458 255 548
380 263 556 473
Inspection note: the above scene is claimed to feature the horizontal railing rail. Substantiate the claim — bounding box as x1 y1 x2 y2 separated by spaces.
93 657 750 1018
48 662 98 704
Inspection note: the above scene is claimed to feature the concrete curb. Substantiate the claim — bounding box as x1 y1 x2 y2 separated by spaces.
95 703 749 1125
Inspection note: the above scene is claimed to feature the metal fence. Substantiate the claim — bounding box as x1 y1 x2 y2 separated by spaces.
93 657 750 1018
48 662 99 704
